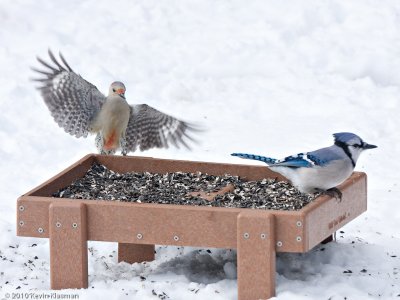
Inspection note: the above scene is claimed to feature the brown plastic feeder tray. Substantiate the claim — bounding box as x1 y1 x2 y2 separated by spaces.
16 154 367 299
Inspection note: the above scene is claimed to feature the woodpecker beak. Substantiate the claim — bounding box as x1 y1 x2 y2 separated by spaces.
362 142 377 150
116 88 125 98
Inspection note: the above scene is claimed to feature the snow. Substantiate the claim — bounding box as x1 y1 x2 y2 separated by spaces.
1 0 400 299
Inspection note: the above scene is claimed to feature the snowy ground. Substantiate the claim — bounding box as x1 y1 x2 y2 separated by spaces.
1 0 400 299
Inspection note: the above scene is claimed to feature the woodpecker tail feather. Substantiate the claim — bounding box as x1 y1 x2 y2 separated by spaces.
231 153 277 165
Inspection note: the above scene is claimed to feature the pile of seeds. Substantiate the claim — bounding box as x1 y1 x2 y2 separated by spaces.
53 163 318 211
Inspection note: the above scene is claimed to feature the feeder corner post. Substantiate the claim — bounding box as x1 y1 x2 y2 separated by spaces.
49 201 88 289
237 211 276 300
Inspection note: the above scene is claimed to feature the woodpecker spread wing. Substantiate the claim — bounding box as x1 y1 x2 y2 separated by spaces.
123 104 196 153
32 50 106 138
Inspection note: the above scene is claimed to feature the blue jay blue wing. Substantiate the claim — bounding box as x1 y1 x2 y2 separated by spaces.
270 153 315 168
306 146 345 166
275 146 347 168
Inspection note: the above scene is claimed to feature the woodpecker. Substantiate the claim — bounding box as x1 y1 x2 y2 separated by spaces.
32 50 197 155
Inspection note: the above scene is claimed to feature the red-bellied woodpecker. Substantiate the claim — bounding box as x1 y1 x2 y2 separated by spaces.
32 50 198 155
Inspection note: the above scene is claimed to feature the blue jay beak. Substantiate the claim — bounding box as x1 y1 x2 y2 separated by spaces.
362 142 377 150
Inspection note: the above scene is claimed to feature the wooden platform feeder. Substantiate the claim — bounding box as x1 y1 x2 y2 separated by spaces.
16 154 367 299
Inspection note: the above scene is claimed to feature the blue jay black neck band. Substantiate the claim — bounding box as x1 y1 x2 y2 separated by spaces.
334 141 356 168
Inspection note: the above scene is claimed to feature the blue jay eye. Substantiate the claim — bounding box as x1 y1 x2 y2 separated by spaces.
112 88 116 92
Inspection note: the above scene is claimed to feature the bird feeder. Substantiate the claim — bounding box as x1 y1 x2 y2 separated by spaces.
16 154 367 299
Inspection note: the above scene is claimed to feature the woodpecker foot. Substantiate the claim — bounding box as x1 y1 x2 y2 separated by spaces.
99 149 116 155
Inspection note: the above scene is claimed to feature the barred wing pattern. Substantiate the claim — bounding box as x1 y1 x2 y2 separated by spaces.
123 104 195 153
32 50 105 138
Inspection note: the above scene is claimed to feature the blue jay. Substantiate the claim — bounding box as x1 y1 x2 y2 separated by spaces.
231 132 377 199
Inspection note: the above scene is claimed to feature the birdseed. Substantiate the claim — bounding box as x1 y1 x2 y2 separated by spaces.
53 163 318 211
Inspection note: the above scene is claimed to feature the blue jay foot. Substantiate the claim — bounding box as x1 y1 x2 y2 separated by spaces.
316 187 342 202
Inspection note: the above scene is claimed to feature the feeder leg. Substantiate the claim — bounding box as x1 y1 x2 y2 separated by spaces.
49 202 88 289
118 243 155 263
237 212 275 300
322 234 334 244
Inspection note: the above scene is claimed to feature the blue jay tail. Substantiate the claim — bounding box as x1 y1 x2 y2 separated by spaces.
231 153 277 164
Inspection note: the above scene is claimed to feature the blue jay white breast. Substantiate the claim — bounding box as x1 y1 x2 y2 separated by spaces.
231 132 377 194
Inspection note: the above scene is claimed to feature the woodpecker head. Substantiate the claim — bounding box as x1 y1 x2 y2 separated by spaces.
109 81 126 99
333 132 377 164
